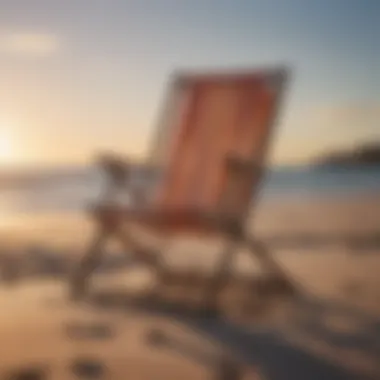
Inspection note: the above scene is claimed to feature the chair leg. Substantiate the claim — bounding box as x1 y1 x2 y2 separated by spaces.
113 227 168 300
246 238 284 275
69 227 109 301
113 228 164 271
202 238 240 315
246 237 297 294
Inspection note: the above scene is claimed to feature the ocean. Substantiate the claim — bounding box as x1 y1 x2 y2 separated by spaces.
0 164 379 217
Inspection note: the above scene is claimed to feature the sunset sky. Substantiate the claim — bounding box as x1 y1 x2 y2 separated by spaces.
0 0 378 168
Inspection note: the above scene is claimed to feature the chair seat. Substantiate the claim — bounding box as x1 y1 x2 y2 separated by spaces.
92 203 242 236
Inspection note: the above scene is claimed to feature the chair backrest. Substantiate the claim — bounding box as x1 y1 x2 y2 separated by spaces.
147 67 289 232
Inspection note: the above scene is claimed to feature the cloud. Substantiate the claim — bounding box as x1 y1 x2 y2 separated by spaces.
0 32 60 57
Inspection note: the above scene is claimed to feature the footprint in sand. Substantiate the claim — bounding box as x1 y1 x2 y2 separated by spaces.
3 366 49 380
70 358 105 379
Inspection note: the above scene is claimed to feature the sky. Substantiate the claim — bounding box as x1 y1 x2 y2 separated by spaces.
0 0 378 168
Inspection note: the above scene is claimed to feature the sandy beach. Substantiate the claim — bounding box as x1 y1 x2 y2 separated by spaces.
0 194 379 379
1 0 379 376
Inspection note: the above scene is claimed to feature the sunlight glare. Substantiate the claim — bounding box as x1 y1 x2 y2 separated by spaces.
0 131 14 163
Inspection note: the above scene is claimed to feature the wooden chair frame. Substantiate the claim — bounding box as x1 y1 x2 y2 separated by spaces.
69 67 297 311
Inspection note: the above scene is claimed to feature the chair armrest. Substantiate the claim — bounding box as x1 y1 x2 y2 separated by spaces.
96 152 162 180
95 152 132 183
94 152 160 208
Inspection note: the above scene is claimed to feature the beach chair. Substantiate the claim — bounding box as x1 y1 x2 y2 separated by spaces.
70 66 295 311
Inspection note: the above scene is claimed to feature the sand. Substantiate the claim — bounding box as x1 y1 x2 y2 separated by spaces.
0 194 379 379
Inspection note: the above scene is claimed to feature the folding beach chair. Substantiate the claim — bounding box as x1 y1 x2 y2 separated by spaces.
70 66 295 310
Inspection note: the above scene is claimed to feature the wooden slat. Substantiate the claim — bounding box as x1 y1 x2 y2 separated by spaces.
132 68 289 234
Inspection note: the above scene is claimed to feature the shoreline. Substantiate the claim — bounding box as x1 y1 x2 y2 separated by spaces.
0 191 378 248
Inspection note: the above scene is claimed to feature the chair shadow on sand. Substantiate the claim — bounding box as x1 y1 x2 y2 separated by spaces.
288 293 380 361
81 279 380 380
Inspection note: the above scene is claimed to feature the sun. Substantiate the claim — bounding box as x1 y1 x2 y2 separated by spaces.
0 131 14 162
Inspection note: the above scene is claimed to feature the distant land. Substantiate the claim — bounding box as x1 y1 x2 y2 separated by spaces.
314 143 380 168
